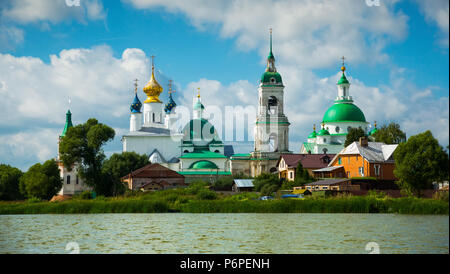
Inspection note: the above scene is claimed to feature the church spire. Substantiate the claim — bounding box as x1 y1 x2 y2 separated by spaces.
266 28 276 72
61 109 73 137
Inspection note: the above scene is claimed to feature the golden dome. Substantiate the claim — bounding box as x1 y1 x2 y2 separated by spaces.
143 65 163 103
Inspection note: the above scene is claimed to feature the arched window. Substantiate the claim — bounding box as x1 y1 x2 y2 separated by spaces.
268 96 278 115
152 113 155 122
183 150 189 153
66 175 71 185
214 150 220 153
336 126 340 133
347 126 352 132
270 77 276 84
269 134 277 152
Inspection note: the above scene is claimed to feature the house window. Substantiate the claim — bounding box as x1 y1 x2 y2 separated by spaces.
338 157 342 165
76 176 79 185
289 171 293 179
356 155 358 161
374 164 381 176
359 167 364 176
66 175 71 184
347 171 350 178
335 126 340 133
322 186 328 190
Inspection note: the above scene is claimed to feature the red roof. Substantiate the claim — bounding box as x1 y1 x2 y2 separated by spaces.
121 163 184 180
277 154 336 169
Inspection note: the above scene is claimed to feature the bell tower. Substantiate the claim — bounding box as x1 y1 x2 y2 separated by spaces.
251 29 291 176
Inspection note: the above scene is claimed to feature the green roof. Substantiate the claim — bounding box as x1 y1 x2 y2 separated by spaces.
317 128 330 136
194 101 205 110
302 142 315 153
180 150 227 159
337 73 349 85
189 160 219 169
261 71 282 85
369 127 378 136
308 131 317 139
61 110 73 137
323 103 366 123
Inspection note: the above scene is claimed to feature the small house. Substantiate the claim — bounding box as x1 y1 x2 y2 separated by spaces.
232 179 254 192
121 163 186 191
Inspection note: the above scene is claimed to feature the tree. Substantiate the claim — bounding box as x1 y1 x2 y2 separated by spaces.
19 159 62 200
294 161 313 185
0 164 24 201
393 131 449 197
101 152 149 196
372 122 406 144
59 118 115 195
253 173 281 195
344 127 366 147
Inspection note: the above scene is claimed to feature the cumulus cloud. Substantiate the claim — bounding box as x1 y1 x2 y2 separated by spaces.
1 0 106 24
414 0 449 47
0 0 106 50
125 0 408 68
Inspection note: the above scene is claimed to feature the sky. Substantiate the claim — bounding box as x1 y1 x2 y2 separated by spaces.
0 0 448 171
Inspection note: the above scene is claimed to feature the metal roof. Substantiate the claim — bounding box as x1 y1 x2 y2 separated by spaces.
305 178 350 186
313 166 344 172
233 179 254 188
330 142 398 164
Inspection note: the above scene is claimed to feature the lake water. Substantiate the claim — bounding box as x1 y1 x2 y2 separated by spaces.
0 213 448 254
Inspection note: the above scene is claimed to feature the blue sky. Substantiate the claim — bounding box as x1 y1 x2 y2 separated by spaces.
0 0 449 170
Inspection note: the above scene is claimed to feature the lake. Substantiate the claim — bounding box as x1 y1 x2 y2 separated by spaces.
0 213 448 254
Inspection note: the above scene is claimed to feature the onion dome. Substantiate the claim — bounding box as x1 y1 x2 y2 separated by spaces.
61 109 73 137
261 28 283 86
130 80 142 113
369 121 378 135
317 124 330 136
194 88 205 110
164 81 177 114
308 124 317 139
143 57 163 103
183 118 216 141
323 103 366 123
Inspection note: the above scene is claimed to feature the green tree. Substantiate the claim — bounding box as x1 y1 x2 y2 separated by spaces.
59 118 115 195
0 164 24 201
372 122 406 144
19 159 62 200
344 127 366 147
394 131 449 197
253 173 280 195
101 152 149 196
294 161 313 185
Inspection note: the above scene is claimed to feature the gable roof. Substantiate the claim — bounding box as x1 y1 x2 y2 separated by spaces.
329 142 398 165
121 163 184 180
276 153 336 169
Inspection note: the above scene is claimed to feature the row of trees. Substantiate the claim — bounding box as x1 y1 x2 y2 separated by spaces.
0 118 150 201
344 122 407 147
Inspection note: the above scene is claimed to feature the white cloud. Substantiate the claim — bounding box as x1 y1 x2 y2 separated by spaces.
1 0 106 24
125 0 408 68
414 0 449 47
0 25 24 51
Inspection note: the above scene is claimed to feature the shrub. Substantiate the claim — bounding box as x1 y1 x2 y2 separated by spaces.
26 197 42 203
196 189 218 200
79 191 92 200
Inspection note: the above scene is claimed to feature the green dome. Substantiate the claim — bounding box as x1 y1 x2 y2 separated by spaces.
183 118 217 141
308 131 317 139
261 71 282 85
323 103 366 123
189 160 218 169
317 129 330 136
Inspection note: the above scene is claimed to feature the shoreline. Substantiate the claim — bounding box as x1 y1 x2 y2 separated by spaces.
1 196 448 215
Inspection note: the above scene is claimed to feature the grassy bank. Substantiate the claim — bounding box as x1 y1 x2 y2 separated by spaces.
0 188 448 214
